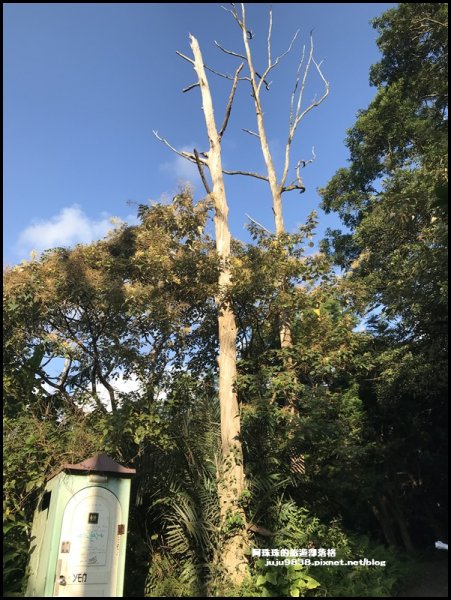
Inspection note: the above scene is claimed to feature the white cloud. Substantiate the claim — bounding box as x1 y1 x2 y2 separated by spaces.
15 205 136 260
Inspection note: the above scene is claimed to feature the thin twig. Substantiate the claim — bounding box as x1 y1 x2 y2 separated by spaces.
255 72 271 91
182 82 200 93
176 51 195 65
194 148 211 194
223 169 268 181
245 213 273 235
281 150 316 194
257 29 299 95
204 64 250 83
222 3 242 26
154 133 266 181
219 63 244 140
290 44 306 126
281 182 306 193
204 64 233 80
153 131 204 165
221 5 237 18
267 7 273 69
295 33 314 120
214 40 247 61
242 128 260 138
295 57 330 125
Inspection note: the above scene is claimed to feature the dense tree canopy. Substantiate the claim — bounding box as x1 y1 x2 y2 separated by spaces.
320 1 448 552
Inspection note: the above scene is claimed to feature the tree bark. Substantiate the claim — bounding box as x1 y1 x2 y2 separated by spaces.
190 34 249 585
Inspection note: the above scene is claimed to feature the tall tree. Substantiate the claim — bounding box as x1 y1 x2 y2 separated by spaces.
154 38 249 582
215 3 329 411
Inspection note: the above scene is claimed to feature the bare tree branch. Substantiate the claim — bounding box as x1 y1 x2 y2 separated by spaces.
154 131 267 181
219 63 244 140
282 179 305 193
215 40 247 61
289 44 306 127
267 7 273 69
194 148 212 194
204 64 234 80
223 169 268 181
153 130 205 165
221 3 242 26
176 50 195 65
242 128 260 138
281 149 316 194
281 183 305 193
304 146 317 165
204 63 250 84
294 33 314 123
239 4 262 106
257 29 299 95
255 71 271 91
245 213 273 235
280 35 329 190
282 159 305 193
182 82 200 93
294 57 330 125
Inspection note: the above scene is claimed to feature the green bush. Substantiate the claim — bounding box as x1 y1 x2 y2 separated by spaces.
237 498 411 597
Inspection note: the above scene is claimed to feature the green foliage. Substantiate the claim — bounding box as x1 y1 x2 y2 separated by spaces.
222 509 246 537
237 499 410 597
135 395 222 597
3 513 31 597
3 409 102 595
252 561 320 597
319 2 448 550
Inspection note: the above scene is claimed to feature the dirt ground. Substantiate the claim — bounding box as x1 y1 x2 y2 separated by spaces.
397 555 448 597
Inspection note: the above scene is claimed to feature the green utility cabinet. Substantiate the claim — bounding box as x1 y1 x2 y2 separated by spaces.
26 453 135 597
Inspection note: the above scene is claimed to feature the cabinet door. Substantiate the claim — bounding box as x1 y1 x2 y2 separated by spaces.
54 487 122 597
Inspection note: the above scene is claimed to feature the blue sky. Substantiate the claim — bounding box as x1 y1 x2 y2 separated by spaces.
4 3 395 266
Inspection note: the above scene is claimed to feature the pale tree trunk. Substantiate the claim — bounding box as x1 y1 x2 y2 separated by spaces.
246 90 293 355
240 34 291 349
238 9 298 414
242 58 296 405
189 35 249 585
240 6 295 363
241 38 296 401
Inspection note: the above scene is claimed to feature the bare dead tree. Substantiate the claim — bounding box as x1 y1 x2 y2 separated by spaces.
154 37 249 584
217 3 330 412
